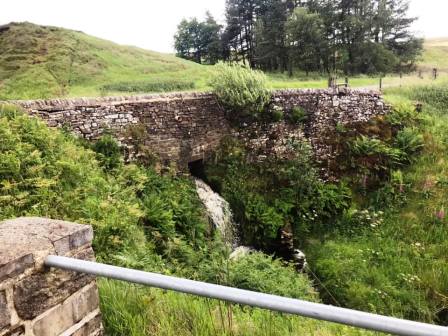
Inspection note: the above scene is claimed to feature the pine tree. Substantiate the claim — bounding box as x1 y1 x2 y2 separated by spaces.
174 0 422 75
286 7 327 76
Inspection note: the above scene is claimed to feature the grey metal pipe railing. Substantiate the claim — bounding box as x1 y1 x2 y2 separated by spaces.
45 255 448 336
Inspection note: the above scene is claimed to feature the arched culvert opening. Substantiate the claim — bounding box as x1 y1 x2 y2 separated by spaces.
188 159 206 180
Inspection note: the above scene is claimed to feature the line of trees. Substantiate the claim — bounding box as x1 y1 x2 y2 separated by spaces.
173 0 423 76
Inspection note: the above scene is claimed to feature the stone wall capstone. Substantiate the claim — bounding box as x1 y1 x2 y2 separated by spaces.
5 89 390 171
0 218 103 336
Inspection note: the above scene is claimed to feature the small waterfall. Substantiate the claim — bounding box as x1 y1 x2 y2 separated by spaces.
194 178 238 247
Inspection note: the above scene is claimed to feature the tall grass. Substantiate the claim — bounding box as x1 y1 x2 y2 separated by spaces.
101 80 195 94
99 280 374 336
307 84 448 325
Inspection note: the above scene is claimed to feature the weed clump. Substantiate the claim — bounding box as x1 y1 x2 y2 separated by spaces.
209 62 271 117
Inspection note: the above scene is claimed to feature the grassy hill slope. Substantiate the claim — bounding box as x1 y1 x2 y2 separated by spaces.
1 22 448 100
420 38 448 72
0 22 210 99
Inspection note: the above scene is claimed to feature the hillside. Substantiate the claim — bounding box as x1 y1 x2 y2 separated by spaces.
0 22 210 99
1 22 448 100
420 38 448 72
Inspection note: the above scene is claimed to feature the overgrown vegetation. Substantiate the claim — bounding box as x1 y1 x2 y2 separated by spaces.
0 103 374 335
209 62 271 116
204 85 448 326
205 138 351 250
100 279 371 336
100 79 195 94
308 86 448 324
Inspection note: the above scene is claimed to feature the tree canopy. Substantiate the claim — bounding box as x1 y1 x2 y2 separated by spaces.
174 0 422 75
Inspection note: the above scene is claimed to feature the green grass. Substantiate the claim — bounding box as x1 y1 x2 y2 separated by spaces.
1 22 448 100
420 38 448 72
99 280 375 336
0 22 212 99
307 84 448 324
267 72 448 90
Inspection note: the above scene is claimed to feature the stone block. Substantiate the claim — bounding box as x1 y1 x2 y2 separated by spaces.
0 218 94 272
0 291 10 330
32 285 99 336
13 248 95 320
70 313 103 336
2 325 25 336
0 254 34 282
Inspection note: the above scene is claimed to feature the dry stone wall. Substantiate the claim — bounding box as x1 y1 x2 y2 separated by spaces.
234 89 389 176
0 218 103 336
6 89 389 170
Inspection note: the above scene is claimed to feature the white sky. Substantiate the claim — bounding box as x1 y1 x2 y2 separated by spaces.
1 0 446 53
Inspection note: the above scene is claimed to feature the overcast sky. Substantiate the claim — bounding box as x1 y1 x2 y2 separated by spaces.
1 0 446 53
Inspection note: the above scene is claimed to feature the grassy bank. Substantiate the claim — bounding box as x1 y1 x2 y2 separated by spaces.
0 22 210 99
307 84 448 324
2 22 448 100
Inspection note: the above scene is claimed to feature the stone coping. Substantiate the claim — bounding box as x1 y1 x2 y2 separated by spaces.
0 217 93 281
1 88 381 111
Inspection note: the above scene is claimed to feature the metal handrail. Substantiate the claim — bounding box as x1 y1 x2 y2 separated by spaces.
45 255 448 336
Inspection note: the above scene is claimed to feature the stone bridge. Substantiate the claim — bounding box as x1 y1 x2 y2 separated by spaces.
5 89 389 170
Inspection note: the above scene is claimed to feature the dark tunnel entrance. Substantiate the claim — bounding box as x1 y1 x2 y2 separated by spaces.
188 159 206 180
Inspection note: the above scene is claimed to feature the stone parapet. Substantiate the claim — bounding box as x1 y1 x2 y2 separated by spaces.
0 218 103 336
3 89 390 172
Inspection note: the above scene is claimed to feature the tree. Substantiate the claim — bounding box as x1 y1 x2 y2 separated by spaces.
174 0 422 75
286 7 327 76
254 0 290 72
174 13 223 65
201 12 223 64
304 0 422 74
225 0 261 67
174 18 204 63
373 0 423 72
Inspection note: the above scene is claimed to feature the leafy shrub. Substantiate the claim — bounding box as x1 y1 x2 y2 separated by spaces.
209 62 271 116
385 103 422 127
101 80 195 93
228 252 317 300
350 136 392 157
335 122 348 133
394 127 424 162
243 193 285 242
350 135 403 170
139 169 208 250
92 134 122 170
271 105 284 122
290 106 308 124
206 138 351 248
